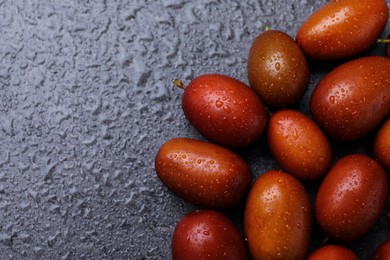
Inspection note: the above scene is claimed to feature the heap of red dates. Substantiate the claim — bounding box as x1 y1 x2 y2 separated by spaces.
155 0 390 259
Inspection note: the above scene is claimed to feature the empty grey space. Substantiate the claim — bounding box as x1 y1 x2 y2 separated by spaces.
0 0 389 259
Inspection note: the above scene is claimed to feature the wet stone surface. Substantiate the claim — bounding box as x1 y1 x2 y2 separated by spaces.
0 0 389 259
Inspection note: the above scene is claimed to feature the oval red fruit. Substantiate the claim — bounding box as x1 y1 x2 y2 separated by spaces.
372 240 390 260
244 170 311 260
374 118 390 169
155 138 252 209
307 245 358 260
172 210 248 260
315 154 388 242
310 56 390 141
248 30 309 108
297 0 389 60
267 109 331 181
181 74 267 148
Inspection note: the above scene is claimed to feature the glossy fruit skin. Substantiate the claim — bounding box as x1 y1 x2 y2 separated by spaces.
307 245 358 260
371 240 390 260
310 56 390 141
244 170 311 260
155 138 252 209
182 74 267 148
172 210 248 260
296 0 389 60
248 30 309 108
267 109 331 181
315 154 388 242
374 118 390 169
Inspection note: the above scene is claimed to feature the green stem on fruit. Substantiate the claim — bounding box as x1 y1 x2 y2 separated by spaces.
264 25 270 31
173 79 187 90
377 39 390 43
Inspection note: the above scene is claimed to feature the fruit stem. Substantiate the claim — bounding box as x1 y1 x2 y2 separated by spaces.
377 39 390 43
265 25 270 31
173 79 187 90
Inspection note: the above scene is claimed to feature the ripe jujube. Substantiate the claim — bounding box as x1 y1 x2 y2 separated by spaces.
176 74 267 148
155 138 252 209
172 210 248 260
297 0 389 60
248 30 309 108
315 154 388 242
310 56 390 141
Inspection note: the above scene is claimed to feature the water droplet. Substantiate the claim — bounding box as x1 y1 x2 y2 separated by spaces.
223 105 232 113
215 100 223 108
275 62 281 71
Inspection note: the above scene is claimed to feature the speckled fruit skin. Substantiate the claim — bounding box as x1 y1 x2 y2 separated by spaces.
172 210 248 260
248 30 309 108
155 138 252 209
244 170 311 260
374 118 390 169
307 245 358 260
182 74 267 148
296 0 389 60
315 154 388 242
310 56 390 141
267 109 331 181
372 240 390 260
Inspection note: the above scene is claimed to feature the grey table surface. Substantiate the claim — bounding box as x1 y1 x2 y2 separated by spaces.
0 0 389 259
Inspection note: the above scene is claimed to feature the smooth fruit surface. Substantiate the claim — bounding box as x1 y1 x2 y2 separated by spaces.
310 56 390 141
297 0 389 60
248 30 309 108
374 118 390 169
182 74 267 148
315 154 388 242
172 210 248 260
372 240 390 260
155 138 252 209
267 109 331 181
244 170 311 260
307 245 358 260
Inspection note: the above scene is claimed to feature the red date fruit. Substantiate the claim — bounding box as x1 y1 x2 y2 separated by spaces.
244 170 311 260
372 240 390 260
155 138 252 209
307 245 358 260
178 74 267 148
374 117 390 170
248 30 309 108
310 56 390 141
267 109 331 181
315 154 388 242
172 210 248 260
297 0 389 60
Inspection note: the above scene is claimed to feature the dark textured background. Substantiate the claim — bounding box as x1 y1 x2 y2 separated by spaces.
0 0 389 259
